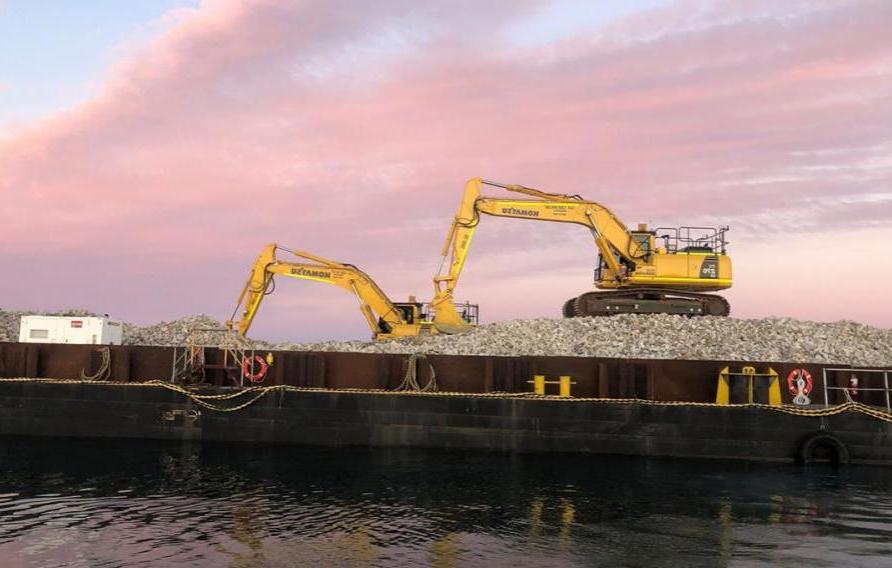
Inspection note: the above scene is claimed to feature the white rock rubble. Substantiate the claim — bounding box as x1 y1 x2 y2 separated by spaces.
1 309 890 366
271 314 892 366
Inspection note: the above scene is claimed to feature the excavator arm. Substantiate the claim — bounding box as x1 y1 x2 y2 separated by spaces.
432 178 647 326
228 244 409 338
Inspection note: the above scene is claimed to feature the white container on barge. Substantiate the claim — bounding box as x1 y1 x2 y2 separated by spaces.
18 315 123 345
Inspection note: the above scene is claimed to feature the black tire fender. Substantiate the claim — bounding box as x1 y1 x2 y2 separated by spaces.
796 431 850 465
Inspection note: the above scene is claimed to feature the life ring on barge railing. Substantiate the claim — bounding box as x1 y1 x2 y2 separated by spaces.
796 432 849 465
242 355 268 383
786 368 813 396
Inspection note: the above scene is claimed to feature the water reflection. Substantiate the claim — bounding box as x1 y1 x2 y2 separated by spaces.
0 438 890 567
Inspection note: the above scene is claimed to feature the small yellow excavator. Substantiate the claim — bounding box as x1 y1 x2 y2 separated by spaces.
227 244 477 340
432 178 733 330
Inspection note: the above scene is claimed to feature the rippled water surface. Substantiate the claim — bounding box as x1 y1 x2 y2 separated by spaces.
0 438 890 567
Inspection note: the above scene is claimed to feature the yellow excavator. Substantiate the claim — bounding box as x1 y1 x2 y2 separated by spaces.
431 178 733 330
227 244 477 340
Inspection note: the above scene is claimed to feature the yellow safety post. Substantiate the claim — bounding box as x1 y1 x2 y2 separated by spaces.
716 366 730 405
527 375 575 396
767 367 780 406
532 375 545 395
742 366 756 403
559 375 573 398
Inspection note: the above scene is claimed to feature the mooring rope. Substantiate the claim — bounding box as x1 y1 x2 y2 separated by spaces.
1 376 891 422
393 353 438 393
79 347 111 381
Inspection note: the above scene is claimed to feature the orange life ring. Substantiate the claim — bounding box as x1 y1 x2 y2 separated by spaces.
242 355 268 383
787 368 813 395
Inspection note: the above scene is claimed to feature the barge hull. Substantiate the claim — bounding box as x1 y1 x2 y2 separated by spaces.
1 381 890 464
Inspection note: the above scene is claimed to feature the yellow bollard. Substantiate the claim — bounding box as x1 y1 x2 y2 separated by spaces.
559 375 572 398
533 375 545 395
742 366 756 403
716 366 730 405
767 367 781 406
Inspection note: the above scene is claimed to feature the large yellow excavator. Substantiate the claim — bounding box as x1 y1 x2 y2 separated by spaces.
228 244 477 340
431 178 733 330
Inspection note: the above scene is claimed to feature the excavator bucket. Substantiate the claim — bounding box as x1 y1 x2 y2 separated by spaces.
433 322 473 335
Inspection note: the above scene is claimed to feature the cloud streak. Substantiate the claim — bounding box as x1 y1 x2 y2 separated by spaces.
1 0 890 338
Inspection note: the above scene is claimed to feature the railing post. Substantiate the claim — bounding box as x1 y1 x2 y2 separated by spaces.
742 366 756 403
767 368 781 406
885 371 891 413
716 366 730 405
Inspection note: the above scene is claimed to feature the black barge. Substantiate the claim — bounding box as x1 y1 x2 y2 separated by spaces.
1 342 890 464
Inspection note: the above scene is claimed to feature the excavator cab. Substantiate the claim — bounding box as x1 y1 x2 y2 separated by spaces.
394 297 426 324
630 223 655 258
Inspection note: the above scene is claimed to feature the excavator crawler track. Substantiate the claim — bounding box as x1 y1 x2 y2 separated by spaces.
565 288 730 318
562 298 577 318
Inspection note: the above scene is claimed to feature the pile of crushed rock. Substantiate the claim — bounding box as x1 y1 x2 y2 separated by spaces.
274 314 892 367
1 309 890 366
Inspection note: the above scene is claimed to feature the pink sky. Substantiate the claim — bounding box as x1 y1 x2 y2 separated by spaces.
1 0 891 341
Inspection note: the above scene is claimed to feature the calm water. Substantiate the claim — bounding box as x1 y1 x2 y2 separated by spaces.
0 438 890 567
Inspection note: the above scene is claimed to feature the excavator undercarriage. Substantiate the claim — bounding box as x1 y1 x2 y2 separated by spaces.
562 288 730 318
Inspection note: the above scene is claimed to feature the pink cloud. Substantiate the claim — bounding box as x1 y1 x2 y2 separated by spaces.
1 0 890 339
